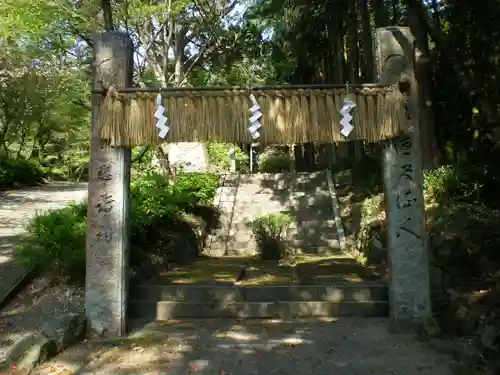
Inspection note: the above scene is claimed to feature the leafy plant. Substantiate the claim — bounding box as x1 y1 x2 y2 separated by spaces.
206 143 249 172
0 155 45 188
16 201 87 281
16 172 220 282
258 154 294 173
424 165 460 204
249 212 294 261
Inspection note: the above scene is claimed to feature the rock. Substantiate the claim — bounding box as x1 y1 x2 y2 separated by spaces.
479 324 500 350
422 315 442 338
3 313 87 373
41 312 87 351
161 142 210 173
18 333 58 371
455 305 478 336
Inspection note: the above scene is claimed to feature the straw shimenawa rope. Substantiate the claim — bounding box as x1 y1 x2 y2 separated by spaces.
96 86 408 147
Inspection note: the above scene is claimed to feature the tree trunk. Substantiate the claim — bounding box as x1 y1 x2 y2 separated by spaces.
357 0 375 82
405 0 498 127
174 22 186 85
372 0 390 27
346 1 360 83
408 9 440 168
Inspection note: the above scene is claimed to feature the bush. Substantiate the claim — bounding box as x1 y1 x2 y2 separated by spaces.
0 155 45 188
16 171 220 282
424 165 460 204
259 154 294 173
16 201 87 281
249 212 294 261
206 142 249 172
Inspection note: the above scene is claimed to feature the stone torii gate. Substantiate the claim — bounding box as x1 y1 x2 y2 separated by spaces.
85 27 431 337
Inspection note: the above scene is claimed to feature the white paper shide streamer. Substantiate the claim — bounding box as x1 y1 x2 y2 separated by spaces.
340 97 356 137
248 94 262 139
155 94 169 139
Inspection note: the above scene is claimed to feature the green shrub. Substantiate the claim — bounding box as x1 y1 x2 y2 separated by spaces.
206 142 249 172
259 154 294 173
249 212 294 261
16 201 87 281
424 165 460 204
16 171 220 282
0 155 45 188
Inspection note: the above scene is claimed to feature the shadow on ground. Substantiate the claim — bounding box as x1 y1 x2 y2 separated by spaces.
29 318 457 375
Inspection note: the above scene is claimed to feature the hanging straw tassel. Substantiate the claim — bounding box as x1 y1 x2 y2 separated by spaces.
299 91 309 143
325 92 337 142
365 94 377 142
125 96 142 146
381 87 406 138
270 94 286 144
97 86 127 145
308 91 319 142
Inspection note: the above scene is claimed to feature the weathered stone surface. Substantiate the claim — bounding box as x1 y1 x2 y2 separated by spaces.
85 31 133 337
376 27 432 331
2 313 87 373
18 333 58 371
142 300 389 320
161 142 210 173
41 312 87 351
479 324 500 350
205 172 345 257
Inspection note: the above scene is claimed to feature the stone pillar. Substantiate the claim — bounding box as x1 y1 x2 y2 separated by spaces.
229 146 236 173
85 32 133 337
375 27 432 331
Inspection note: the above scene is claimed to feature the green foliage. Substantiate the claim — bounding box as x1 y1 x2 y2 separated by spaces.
424 165 460 204
259 153 294 173
249 212 294 261
206 143 249 172
16 201 88 281
170 172 219 206
0 155 45 188
16 172 219 282
333 155 382 197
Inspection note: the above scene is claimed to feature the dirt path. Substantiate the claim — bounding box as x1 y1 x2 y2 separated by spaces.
0 182 88 262
31 318 458 375
0 182 87 309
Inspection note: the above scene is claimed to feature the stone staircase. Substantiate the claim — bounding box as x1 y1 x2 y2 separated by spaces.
128 282 389 321
204 172 344 257
128 172 389 322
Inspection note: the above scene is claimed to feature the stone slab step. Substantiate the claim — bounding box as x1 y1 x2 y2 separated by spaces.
128 300 389 320
202 248 257 257
130 284 388 303
204 245 343 257
206 240 341 252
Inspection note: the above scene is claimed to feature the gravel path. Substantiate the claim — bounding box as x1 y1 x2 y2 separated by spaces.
0 182 88 306
0 182 88 263
32 318 457 375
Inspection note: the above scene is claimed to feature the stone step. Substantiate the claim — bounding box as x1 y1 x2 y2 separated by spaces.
129 282 389 320
129 283 388 303
206 238 341 251
204 244 343 257
128 300 389 320
202 248 256 257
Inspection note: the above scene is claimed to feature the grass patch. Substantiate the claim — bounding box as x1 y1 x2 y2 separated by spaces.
148 254 381 286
